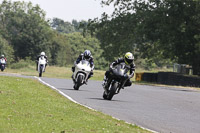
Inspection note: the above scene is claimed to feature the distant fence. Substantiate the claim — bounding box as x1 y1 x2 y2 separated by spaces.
173 63 193 75
136 72 200 87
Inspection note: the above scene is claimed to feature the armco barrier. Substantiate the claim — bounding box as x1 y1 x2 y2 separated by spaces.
138 72 200 87
157 72 200 87
142 73 158 82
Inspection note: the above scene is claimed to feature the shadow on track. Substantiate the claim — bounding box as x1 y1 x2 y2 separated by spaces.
88 97 127 102
58 87 90 92
161 87 199 92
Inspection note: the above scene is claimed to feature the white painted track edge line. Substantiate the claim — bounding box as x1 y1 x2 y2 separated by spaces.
34 76 95 111
34 76 158 133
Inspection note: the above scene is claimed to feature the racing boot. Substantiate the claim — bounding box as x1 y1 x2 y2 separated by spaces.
71 74 75 83
102 75 107 88
71 66 75 72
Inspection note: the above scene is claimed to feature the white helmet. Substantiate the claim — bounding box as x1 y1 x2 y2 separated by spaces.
1 55 4 57
41 52 45 56
124 52 134 65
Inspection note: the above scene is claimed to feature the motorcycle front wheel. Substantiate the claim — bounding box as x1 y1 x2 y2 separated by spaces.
103 91 108 99
39 65 43 77
107 82 118 100
74 75 84 90
1 65 4 71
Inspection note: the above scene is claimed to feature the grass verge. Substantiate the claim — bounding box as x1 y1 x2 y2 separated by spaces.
3 65 148 81
0 76 151 133
5 65 198 90
4 65 105 80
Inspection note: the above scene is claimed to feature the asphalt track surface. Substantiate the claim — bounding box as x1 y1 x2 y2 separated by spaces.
1 73 200 133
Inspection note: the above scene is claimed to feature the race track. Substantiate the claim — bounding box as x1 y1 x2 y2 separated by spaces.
1 73 200 133
40 77 200 133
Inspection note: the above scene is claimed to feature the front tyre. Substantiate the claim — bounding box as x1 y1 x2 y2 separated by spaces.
39 65 43 77
74 75 84 90
103 91 107 99
1 65 4 71
107 82 118 100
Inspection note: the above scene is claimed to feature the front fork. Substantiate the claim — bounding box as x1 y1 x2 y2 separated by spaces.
105 80 120 94
105 77 129 94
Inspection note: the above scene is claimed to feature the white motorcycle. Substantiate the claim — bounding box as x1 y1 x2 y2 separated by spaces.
72 60 92 90
37 56 47 77
0 58 6 72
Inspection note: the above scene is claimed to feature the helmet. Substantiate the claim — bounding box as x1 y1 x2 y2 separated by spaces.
41 52 45 56
83 50 91 59
124 52 134 65
1 55 4 57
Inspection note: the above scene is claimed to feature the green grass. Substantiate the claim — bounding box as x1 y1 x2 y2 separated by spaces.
5 65 173 80
0 76 151 133
5 65 106 80
5 65 72 79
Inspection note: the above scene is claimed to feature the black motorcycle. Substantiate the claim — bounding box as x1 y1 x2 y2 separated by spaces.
103 63 130 100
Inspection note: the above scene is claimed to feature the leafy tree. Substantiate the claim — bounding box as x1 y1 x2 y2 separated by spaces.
51 18 75 34
50 33 71 66
0 0 54 60
87 13 137 62
66 32 108 69
0 0 107 69
51 18 88 34
0 35 14 64
72 19 86 32
88 0 200 74
50 17 108 69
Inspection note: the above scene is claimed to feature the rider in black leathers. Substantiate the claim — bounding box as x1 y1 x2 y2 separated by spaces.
102 52 135 88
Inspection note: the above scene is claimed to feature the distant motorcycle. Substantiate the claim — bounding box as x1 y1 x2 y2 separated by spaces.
37 56 46 77
72 60 92 90
0 58 6 71
103 63 130 100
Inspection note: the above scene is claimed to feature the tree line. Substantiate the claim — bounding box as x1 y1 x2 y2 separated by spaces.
86 0 200 75
0 0 107 70
1 0 199 74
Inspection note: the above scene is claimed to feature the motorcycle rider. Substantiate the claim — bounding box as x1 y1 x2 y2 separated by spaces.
0 55 7 62
0 54 7 67
72 50 94 83
102 52 135 88
36 52 48 71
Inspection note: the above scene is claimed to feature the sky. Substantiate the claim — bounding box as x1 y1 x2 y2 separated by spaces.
0 0 114 22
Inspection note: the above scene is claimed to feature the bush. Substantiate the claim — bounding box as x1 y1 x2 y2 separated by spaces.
9 58 35 69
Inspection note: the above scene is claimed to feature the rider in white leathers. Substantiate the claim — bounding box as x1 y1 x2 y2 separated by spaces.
36 52 48 71
72 50 94 83
0 55 7 68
